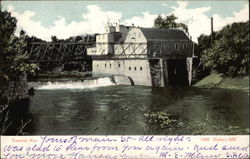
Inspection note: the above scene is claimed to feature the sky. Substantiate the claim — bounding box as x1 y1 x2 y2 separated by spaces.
1 0 249 42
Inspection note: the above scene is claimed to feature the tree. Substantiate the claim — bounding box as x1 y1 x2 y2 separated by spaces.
154 15 164 28
0 9 17 54
0 9 36 90
51 35 58 42
154 14 188 32
200 21 249 76
19 29 26 36
75 36 82 42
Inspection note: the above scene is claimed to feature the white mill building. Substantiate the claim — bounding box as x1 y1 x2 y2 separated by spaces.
87 24 194 87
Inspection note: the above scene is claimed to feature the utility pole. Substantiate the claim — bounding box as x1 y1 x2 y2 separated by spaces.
211 17 214 45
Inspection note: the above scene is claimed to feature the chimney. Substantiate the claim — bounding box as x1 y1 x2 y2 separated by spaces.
211 17 214 45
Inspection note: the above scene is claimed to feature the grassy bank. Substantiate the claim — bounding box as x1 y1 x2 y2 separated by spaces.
194 73 249 91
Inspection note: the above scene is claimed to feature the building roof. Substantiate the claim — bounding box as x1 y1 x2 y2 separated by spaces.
140 28 190 41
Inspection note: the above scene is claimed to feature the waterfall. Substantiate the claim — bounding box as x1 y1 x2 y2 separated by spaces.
28 77 116 90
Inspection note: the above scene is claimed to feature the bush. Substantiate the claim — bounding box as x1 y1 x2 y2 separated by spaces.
199 21 249 77
144 111 176 130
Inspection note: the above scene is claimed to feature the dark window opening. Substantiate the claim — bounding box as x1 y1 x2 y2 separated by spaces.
175 44 179 50
129 67 131 70
140 67 142 71
105 64 107 68
134 67 137 71
97 64 99 67
118 64 121 67
183 44 188 48
110 64 112 68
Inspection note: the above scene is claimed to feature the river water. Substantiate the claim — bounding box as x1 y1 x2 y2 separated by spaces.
16 77 248 135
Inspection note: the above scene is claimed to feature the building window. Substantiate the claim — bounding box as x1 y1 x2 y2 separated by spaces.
110 64 112 68
118 64 121 67
175 44 179 50
97 64 99 67
140 67 142 71
105 64 107 68
129 67 131 70
134 67 137 71
183 44 188 48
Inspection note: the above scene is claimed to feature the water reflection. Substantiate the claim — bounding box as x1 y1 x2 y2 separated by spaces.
1 98 35 135
25 86 249 135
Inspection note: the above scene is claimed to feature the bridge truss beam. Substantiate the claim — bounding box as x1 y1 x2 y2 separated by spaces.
28 41 193 62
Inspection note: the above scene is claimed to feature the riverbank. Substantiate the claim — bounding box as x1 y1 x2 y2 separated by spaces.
194 73 249 92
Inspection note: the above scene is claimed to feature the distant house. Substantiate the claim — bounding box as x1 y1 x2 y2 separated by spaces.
87 24 194 86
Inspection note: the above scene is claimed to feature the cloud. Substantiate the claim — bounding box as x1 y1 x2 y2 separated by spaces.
123 12 158 27
171 1 212 42
6 2 249 42
212 4 249 30
124 1 248 42
174 1 188 9
7 4 122 41
162 3 172 9
169 1 249 42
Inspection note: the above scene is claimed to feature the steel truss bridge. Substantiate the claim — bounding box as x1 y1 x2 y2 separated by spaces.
28 41 192 62
28 42 91 62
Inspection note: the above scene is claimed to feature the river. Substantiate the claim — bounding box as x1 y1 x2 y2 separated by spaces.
12 77 247 135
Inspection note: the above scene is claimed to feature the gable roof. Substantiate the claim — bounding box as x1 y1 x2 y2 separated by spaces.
140 28 190 41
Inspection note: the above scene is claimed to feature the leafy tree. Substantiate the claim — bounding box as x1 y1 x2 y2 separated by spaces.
0 9 17 54
154 15 164 28
51 35 58 42
0 8 36 90
195 34 211 58
200 21 249 76
75 36 83 42
19 29 26 36
154 14 188 32
26 35 45 43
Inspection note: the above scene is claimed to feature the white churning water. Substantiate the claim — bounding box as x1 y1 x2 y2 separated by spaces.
28 77 116 90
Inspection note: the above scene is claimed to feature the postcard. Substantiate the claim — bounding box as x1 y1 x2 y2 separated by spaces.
0 0 249 158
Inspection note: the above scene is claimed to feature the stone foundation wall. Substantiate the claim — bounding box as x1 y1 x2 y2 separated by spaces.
93 59 152 86
93 58 193 87
149 59 164 87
